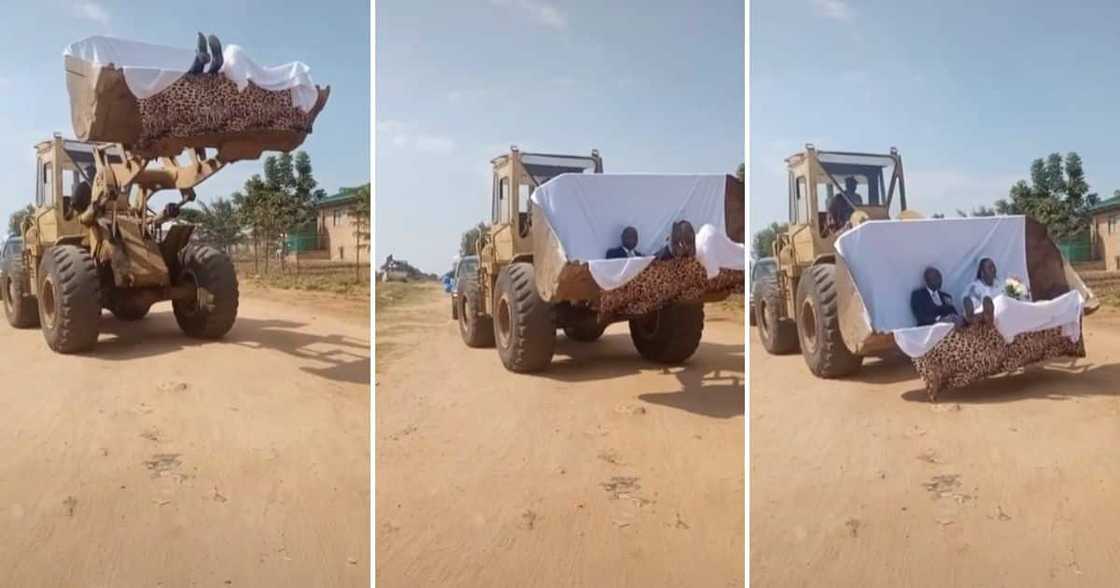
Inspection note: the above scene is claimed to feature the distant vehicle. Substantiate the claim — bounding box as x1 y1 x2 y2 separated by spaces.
450 255 479 321
0 236 27 325
749 257 776 326
0 236 23 281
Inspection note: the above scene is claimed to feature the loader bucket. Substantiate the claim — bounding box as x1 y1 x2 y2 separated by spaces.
64 38 329 161
834 215 1096 356
529 174 745 313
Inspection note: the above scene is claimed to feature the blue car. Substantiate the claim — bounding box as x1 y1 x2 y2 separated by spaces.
441 271 455 293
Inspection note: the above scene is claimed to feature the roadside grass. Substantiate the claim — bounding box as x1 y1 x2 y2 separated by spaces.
376 281 440 311
234 259 371 299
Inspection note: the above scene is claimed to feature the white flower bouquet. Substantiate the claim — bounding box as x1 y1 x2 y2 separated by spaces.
1004 276 1027 300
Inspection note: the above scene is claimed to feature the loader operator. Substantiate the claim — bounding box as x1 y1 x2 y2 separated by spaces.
826 176 863 233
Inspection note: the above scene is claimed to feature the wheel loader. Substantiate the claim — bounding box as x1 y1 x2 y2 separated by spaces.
754 144 1098 378
457 147 745 373
0 38 329 353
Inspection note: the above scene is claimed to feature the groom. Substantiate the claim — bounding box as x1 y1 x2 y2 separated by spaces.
910 267 962 327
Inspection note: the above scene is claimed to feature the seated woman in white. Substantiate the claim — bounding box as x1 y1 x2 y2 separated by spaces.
962 257 1002 324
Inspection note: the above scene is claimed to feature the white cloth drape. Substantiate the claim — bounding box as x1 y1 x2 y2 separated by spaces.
64 35 317 112
835 216 1030 331
531 174 740 290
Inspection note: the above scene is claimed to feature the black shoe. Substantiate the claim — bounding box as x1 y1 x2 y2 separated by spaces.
188 32 209 74
207 34 224 74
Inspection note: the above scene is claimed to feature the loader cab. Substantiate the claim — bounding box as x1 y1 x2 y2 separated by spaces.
31 136 126 244
487 147 602 261
783 145 907 265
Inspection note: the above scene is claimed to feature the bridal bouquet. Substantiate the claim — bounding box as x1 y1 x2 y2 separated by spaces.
1004 276 1027 300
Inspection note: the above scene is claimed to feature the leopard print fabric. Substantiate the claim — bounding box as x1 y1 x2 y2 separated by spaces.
708 269 745 296
136 74 313 149
598 258 707 320
913 322 1085 402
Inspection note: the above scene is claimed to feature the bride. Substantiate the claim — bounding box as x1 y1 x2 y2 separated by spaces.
963 257 1009 324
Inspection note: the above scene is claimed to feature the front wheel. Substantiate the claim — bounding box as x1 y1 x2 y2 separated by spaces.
38 245 101 353
796 264 862 378
173 245 239 339
493 263 555 372
629 303 704 364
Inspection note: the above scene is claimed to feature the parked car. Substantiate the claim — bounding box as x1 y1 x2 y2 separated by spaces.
0 236 23 282
450 255 479 320
749 256 776 326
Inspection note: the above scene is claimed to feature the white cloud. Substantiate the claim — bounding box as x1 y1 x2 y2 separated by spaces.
812 0 851 22
73 1 110 25
490 0 568 31
377 120 455 154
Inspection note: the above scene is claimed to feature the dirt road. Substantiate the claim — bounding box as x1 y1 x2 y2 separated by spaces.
0 285 370 587
750 310 1120 587
376 285 744 587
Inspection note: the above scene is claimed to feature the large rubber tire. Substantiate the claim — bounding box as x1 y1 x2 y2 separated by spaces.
173 245 239 339
493 263 555 372
37 245 101 353
458 284 495 348
563 317 607 342
109 297 151 321
2 257 40 328
796 264 862 378
629 303 704 364
755 275 798 354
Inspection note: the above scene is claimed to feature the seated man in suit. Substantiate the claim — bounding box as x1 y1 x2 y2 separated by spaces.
606 226 643 259
911 266 963 327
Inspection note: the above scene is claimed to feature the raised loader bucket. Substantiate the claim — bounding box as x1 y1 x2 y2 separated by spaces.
834 215 1096 355
64 36 329 161
529 173 745 318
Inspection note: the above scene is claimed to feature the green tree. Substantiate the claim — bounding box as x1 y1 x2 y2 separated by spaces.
8 204 35 236
348 183 371 281
751 222 787 259
188 197 243 254
460 221 488 257
235 150 325 273
233 174 285 273
996 152 1099 239
735 163 745 182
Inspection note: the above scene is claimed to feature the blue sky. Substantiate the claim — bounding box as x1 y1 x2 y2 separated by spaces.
751 0 1120 237
0 0 369 235
376 0 744 274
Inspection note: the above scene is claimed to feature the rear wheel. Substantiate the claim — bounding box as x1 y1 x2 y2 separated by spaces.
493 263 555 372
755 275 798 354
458 284 495 348
173 245 239 339
2 257 39 328
629 303 704 364
109 296 151 321
796 264 862 378
563 317 607 342
37 245 101 353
